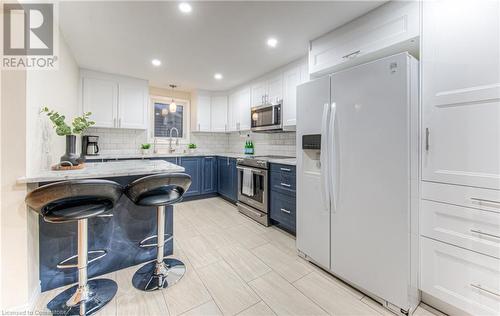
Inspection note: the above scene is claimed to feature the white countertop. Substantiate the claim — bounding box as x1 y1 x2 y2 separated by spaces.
18 160 185 184
85 152 297 166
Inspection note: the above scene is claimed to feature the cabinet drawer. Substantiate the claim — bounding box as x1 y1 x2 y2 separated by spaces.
421 237 500 316
422 181 500 214
270 172 296 195
270 191 296 232
269 163 296 176
421 199 500 259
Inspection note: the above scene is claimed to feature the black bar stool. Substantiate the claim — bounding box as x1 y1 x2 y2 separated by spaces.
25 179 122 316
125 173 191 291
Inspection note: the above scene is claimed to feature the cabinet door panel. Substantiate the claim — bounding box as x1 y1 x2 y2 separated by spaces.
251 81 266 106
227 92 239 132
422 0 500 190
267 74 283 104
119 82 148 129
82 77 118 128
238 87 251 131
283 66 301 128
211 96 228 132
180 157 201 197
196 94 212 132
202 157 217 194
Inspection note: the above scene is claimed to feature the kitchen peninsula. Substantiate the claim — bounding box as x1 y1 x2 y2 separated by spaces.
19 160 184 291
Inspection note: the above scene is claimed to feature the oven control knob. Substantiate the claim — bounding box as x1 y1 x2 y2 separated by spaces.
237 158 243 163
258 161 266 166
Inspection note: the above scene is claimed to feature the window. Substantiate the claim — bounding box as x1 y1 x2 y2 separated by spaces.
154 102 184 138
150 96 190 142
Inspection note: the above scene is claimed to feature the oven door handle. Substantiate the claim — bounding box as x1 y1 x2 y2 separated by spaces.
236 166 266 176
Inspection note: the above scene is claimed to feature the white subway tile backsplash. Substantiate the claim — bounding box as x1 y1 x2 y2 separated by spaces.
85 127 296 157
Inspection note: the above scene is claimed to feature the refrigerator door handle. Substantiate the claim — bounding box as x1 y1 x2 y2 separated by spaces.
329 102 337 212
320 103 331 212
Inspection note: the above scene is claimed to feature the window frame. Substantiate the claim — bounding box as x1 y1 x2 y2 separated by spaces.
149 95 191 144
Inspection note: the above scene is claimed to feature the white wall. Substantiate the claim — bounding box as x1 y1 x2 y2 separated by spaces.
0 33 80 311
1 67 29 310
26 35 80 175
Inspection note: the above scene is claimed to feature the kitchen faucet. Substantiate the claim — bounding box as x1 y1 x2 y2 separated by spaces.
169 127 179 153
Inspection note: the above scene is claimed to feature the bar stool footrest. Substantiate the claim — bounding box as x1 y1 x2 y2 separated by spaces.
47 278 117 316
56 249 108 269
132 258 186 291
139 234 173 248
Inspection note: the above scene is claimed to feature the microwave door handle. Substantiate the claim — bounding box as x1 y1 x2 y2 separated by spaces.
96 144 99 153
320 103 331 212
329 102 337 213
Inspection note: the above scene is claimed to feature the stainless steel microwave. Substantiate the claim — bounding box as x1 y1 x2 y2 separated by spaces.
251 103 282 132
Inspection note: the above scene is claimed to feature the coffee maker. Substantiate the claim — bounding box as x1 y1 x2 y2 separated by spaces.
82 135 100 156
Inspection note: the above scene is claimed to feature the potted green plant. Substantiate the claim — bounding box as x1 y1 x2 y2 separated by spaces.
188 143 197 154
140 143 151 155
41 107 95 166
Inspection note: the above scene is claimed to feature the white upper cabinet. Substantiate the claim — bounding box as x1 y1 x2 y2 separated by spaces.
251 75 283 106
227 91 239 132
192 91 212 132
81 69 148 129
237 87 251 131
211 95 228 132
118 79 148 129
282 59 308 130
251 81 267 106
267 74 283 104
227 87 251 132
309 1 419 77
82 76 117 128
422 0 500 190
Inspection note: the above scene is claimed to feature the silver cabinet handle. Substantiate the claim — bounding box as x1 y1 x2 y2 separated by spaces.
280 168 291 172
470 198 500 213
113 118 117 128
342 50 361 59
119 118 122 127
205 156 214 159
425 128 430 151
470 284 500 298
198 123 200 131
227 157 229 166
470 197 500 206
470 229 500 239
280 183 291 187
280 208 291 214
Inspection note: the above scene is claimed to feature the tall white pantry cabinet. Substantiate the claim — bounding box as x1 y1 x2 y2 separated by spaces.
420 1 500 315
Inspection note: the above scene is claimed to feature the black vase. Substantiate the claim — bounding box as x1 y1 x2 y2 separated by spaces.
60 135 80 166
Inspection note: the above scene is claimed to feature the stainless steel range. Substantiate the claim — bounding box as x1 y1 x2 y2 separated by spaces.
236 155 292 226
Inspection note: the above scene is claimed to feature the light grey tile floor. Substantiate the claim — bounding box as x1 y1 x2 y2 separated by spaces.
33 197 443 316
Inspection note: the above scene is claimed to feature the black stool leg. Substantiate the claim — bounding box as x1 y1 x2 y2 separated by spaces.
132 205 186 291
47 219 117 315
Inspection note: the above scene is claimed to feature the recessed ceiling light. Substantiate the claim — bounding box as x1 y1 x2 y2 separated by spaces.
151 59 162 66
267 37 278 48
178 2 192 14
214 73 223 80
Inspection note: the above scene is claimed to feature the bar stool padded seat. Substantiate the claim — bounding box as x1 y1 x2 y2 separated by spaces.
126 173 191 206
25 179 123 315
26 179 122 223
124 173 192 291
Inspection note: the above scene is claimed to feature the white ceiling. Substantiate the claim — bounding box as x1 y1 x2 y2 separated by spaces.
59 1 384 92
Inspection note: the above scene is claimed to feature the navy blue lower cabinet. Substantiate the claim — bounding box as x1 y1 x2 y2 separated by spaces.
217 156 238 203
269 163 297 234
179 156 202 197
202 156 218 194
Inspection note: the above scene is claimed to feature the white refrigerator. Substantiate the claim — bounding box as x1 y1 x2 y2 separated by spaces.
296 52 420 315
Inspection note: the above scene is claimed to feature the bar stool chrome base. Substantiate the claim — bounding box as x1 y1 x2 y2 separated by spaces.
47 279 117 316
132 258 186 291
